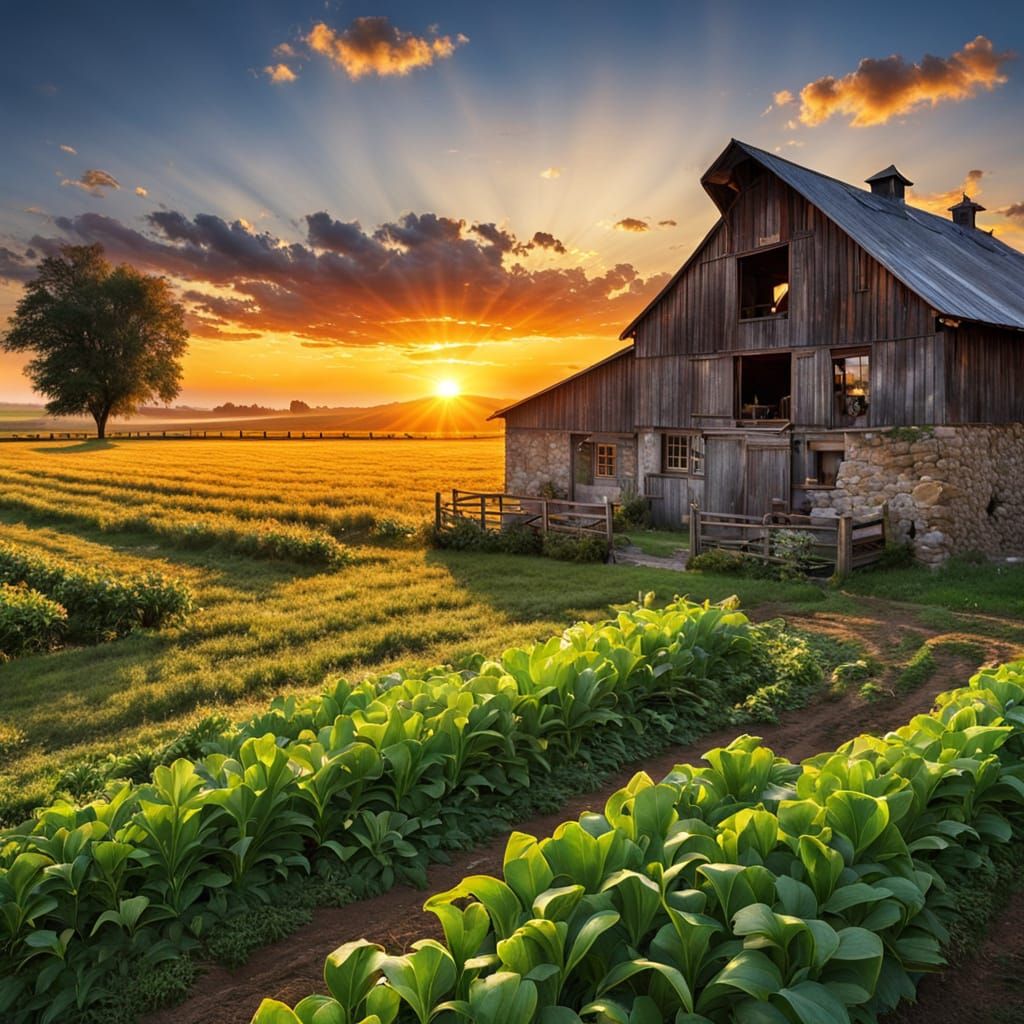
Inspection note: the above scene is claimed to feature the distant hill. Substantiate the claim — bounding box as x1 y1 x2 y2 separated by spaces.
0 395 509 437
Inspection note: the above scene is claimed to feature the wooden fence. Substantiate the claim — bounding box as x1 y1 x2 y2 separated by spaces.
435 489 614 549
688 503 887 575
0 430 499 443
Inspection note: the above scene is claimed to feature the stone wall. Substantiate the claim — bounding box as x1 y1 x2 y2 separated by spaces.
504 427 573 496
806 424 1024 564
504 427 637 502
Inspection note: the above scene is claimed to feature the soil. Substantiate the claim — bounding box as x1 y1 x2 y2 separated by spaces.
144 603 1023 1024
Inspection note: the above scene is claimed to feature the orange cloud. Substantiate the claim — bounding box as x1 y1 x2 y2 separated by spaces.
60 169 121 195
59 144 77 155
614 217 649 232
798 36 1014 127
264 63 297 84
306 17 467 80
909 169 984 216
22 208 668 354
135 186 149 197
539 166 561 180
773 89 794 107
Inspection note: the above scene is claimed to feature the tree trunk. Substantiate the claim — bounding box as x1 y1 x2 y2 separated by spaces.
94 409 109 439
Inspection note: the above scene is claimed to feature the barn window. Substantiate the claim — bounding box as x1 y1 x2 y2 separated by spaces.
663 433 704 476
832 350 870 425
595 443 617 479
738 245 789 320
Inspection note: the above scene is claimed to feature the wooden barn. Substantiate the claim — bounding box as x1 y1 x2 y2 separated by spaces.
493 140 1024 561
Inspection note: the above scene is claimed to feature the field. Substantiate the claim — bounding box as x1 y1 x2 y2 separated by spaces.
3 437 1024 1024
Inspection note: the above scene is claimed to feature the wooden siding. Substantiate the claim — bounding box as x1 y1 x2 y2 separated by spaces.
632 172 936 359
704 437 746 514
792 349 832 426
502 351 635 432
744 444 791 517
944 325 1024 424
870 335 946 426
644 473 703 529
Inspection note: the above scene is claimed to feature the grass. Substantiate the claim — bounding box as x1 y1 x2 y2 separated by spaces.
1 436 1023 824
618 528 690 557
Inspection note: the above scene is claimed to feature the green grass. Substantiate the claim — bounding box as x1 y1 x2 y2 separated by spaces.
618 528 690 558
843 556 1024 615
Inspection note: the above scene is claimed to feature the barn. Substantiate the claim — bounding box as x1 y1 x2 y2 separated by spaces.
491 139 1024 563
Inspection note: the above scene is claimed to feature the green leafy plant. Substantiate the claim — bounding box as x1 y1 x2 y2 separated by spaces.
0 583 66 659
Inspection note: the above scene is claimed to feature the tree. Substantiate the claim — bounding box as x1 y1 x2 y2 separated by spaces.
2 244 188 439
290 399 311 413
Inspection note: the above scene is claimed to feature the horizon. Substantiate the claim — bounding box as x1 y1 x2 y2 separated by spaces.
1 1 1022 407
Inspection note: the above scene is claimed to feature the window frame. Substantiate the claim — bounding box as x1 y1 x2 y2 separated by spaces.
661 432 704 477
831 347 871 425
594 443 617 479
737 243 790 322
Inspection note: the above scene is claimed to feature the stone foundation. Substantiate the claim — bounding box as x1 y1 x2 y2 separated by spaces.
504 427 637 501
504 428 573 496
807 424 1024 564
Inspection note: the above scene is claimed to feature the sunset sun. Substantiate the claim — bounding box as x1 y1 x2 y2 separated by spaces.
436 378 460 399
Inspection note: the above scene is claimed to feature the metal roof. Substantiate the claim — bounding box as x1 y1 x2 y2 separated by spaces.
624 139 1024 337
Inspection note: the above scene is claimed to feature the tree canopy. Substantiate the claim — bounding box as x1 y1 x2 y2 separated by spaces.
2 244 188 438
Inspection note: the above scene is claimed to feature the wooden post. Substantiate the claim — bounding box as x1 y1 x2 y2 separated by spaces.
880 501 890 547
604 499 613 550
762 525 771 562
541 499 550 535
434 492 442 530
837 514 853 577
689 502 701 558
480 494 486 530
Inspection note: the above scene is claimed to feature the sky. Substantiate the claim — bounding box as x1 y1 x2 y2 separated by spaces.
1 0 1022 408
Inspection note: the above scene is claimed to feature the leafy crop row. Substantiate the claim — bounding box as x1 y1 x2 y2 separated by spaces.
0 584 67 660
0 541 193 643
0 597 815 1022
253 660 1024 1024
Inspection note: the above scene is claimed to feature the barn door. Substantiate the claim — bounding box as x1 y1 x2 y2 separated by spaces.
703 436 745 515
744 445 791 517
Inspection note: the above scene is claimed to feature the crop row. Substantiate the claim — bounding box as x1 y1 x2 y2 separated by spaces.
0 597 819 1023
0 583 67 659
252 659 1024 1024
0 466 413 539
0 541 193 644
0 486 351 566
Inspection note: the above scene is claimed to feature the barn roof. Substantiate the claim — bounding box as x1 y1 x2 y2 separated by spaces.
487 345 633 420
621 139 1024 338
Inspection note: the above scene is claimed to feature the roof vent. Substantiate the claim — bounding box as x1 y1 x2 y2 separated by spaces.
949 193 985 230
865 165 913 202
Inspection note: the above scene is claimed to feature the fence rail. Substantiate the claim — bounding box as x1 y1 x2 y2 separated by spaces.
0 429 500 443
688 503 887 575
435 489 614 550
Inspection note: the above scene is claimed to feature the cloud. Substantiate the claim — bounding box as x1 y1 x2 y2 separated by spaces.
530 231 566 254
60 168 121 195
657 219 677 228
762 89 795 115
305 17 467 79
1001 202 1024 221
264 63 297 84
614 217 650 233
59 144 77 155
0 247 35 282
19 207 669 352
539 167 561 180
798 36 1014 127
135 186 148 197
909 169 985 216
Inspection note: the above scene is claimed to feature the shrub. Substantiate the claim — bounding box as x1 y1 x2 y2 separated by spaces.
542 532 608 562
0 583 66 659
771 528 818 578
873 542 915 569
0 542 193 643
617 486 651 528
688 548 748 575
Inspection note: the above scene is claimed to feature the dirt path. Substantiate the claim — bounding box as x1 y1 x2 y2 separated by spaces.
146 607 1021 1024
